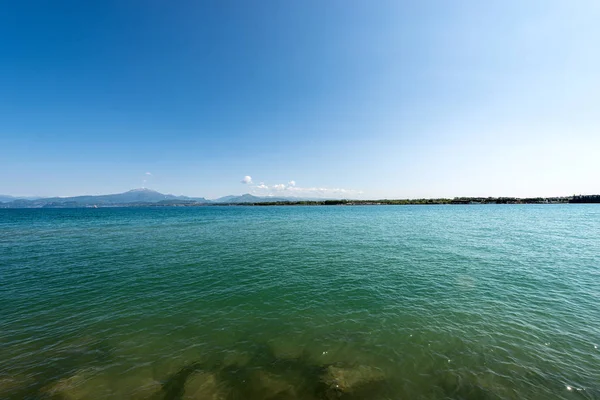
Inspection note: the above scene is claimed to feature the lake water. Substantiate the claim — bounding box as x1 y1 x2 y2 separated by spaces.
1 205 599 399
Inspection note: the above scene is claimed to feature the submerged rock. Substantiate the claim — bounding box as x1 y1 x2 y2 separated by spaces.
117 374 162 400
129 382 162 400
320 364 385 398
184 372 226 400
221 350 252 368
0 376 27 396
252 370 297 399
40 371 110 400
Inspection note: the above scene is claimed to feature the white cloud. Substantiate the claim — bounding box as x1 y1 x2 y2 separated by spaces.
286 186 361 195
142 172 153 187
241 176 361 198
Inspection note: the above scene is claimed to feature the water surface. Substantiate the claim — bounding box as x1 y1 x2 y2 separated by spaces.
1 205 599 399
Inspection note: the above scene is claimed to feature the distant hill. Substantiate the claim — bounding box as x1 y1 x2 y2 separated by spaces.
0 195 19 203
213 194 293 203
0 189 319 208
0 195 41 203
0 189 210 208
212 195 239 203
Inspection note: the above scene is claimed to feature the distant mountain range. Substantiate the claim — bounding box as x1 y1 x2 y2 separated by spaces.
212 194 293 203
0 195 42 203
0 189 307 208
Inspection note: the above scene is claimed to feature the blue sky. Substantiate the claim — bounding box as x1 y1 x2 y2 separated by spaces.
1 1 599 199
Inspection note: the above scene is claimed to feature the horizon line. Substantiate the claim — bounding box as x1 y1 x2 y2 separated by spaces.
2 187 600 202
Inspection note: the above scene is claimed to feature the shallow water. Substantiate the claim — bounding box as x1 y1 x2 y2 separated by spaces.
1 205 599 399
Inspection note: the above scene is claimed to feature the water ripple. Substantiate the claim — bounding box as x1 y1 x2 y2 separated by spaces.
1 205 599 399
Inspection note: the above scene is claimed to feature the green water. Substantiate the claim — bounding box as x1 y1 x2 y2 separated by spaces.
1 205 599 399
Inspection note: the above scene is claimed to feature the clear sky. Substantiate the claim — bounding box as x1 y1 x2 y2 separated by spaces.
1 1 599 199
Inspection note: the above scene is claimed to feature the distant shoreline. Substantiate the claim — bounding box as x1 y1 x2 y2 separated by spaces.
1 195 599 209
3 188 599 209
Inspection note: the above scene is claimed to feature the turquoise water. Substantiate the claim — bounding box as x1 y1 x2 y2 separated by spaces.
1 205 599 399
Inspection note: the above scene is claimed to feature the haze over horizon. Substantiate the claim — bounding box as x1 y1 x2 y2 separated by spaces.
0 187 592 203
2 1 599 199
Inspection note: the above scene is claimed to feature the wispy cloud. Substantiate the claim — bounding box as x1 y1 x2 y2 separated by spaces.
244 178 362 198
142 172 153 186
241 175 253 184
